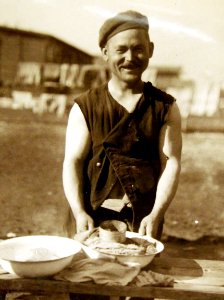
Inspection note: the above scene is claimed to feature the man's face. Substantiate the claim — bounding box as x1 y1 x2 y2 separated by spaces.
102 29 153 85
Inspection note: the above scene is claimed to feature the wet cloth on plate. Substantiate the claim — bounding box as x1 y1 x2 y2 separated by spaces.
54 252 139 286
54 252 174 287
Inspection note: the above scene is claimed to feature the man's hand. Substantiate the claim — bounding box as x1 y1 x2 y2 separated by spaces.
138 214 160 238
75 211 94 233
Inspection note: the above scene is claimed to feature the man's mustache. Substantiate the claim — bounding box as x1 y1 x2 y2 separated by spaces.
121 62 141 68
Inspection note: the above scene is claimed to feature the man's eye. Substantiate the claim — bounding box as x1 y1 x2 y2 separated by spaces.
135 47 144 52
116 48 126 53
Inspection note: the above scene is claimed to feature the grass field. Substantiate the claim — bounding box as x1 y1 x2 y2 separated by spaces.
0 108 223 260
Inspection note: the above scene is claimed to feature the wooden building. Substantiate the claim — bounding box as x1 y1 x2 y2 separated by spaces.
0 26 93 87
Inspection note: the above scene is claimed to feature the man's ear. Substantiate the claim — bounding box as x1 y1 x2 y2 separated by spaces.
148 42 154 58
101 46 108 62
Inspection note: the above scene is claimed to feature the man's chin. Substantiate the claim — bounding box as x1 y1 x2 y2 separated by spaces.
122 76 141 85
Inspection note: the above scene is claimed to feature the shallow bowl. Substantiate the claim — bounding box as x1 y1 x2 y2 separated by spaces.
82 231 164 268
0 235 81 277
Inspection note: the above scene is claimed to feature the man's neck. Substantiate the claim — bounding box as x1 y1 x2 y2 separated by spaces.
108 79 144 112
108 78 144 98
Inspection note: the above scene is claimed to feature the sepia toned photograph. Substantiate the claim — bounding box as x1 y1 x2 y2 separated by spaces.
0 0 223 299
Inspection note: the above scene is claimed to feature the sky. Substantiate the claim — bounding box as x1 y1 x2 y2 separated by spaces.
0 0 224 83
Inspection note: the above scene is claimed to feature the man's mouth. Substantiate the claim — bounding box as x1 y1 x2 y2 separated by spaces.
122 64 138 69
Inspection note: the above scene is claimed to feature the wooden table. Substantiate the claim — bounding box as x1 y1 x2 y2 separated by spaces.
0 257 224 300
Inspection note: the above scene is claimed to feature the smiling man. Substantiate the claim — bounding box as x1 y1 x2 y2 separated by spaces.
63 10 182 242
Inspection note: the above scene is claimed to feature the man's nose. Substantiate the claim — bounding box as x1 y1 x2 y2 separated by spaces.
125 49 134 61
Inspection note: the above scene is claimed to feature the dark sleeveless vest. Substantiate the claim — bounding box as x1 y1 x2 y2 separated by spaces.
75 82 175 226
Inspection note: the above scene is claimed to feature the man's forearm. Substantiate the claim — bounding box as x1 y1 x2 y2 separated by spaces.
62 159 86 219
150 158 181 221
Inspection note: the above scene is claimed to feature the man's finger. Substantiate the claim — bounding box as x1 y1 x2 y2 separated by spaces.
146 227 153 237
138 221 146 236
88 222 94 231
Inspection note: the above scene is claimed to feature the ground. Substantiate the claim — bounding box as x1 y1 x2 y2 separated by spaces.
0 108 223 261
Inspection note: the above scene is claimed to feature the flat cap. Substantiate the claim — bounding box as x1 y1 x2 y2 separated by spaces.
99 10 149 48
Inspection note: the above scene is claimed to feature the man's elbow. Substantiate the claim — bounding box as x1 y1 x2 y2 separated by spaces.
63 157 72 170
167 157 181 176
63 156 85 172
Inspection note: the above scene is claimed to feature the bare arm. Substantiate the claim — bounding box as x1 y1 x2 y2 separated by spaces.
139 102 182 237
62 103 94 233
